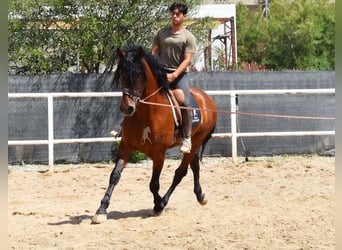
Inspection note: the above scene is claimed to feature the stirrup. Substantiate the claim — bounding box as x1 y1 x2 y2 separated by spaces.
180 138 192 154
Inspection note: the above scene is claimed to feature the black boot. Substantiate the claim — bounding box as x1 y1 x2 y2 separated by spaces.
180 109 192 153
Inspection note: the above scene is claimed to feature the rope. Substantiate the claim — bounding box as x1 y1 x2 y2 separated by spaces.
140 87 163 102
139 99 335 121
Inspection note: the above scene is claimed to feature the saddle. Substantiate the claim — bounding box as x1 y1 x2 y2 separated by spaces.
166 89 201 129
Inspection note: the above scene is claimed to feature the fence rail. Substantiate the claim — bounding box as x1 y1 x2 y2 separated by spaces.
8 88 335 171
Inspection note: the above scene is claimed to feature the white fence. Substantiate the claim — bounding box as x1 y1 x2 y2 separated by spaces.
8 88 335 171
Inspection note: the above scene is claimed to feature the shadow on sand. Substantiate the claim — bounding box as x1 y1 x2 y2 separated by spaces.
47 208 153 226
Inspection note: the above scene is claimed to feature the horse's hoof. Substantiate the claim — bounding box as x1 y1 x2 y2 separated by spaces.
198 194 208 205
151 209 165 217
92 213 107 224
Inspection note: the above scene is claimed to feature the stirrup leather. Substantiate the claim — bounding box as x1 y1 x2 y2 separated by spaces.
166 90 182 128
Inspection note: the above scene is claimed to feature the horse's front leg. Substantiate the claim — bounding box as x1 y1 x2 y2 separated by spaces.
149 154 166 215
92 158 126 224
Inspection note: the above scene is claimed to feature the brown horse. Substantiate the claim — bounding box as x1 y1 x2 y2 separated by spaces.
92 46 217 223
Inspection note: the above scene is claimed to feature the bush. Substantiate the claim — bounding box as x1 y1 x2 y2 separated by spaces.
112 141 147 163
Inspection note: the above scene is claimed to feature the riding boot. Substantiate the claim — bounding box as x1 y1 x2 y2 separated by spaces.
180 108 192 154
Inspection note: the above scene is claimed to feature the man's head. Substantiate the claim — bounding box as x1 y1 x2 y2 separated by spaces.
169 2 188 26
169 2 188 15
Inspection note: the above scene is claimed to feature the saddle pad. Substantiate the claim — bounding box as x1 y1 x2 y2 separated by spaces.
189 94 201 126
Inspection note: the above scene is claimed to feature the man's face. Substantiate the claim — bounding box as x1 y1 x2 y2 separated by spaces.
170 8 186 25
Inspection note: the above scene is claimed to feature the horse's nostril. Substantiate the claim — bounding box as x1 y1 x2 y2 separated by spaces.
127 106 134 114
126 106 135 115
120 101 136 116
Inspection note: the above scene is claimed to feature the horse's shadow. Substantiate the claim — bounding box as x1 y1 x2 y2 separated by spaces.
108 209 153 220
48 208 153 226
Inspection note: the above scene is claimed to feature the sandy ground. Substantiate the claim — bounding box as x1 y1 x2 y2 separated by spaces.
8 155 335 249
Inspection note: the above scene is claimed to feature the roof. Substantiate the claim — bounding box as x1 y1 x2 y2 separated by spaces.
202 0 257 5
191 4 236 19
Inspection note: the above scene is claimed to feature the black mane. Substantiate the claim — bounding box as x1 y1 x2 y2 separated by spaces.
114 45 169 90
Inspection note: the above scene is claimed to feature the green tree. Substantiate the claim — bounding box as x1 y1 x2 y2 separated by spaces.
8 0 201 74
236 0 335 70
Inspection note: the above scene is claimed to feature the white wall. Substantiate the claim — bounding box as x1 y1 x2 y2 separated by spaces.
190 4 237 71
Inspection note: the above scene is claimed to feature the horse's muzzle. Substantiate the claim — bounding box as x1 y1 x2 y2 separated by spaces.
121 104 135 116
120 96 137 116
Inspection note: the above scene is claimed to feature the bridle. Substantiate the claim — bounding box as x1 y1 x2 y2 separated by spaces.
122 87 141 105
122 86 164 105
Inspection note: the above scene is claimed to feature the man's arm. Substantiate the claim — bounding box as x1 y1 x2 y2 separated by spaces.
151 45 159 55
151 45 193 83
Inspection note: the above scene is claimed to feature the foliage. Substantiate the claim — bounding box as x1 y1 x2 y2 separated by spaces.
8 0 201 74
9 0 335 73
236 0 335 70
129 151 148 163
112 141 147 163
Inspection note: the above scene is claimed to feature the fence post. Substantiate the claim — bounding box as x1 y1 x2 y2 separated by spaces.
230 93 237 164
48 95 54 172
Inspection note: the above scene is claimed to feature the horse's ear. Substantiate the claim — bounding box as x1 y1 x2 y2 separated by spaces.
117 48 125 58
136 47 145 58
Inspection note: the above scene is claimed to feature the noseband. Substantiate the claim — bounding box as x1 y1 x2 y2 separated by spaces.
122 87 141 105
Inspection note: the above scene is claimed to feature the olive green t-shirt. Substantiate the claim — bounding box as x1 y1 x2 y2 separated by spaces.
153 27 196 71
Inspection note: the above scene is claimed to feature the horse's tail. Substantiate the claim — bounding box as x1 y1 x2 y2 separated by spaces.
198 125 216 161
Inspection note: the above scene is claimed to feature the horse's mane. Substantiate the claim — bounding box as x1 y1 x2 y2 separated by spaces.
114 45 169 90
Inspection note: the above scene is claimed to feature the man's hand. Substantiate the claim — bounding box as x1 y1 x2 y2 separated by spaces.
167 72 178 83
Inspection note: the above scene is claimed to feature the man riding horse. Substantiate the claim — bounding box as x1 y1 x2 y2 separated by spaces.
151 2 195 154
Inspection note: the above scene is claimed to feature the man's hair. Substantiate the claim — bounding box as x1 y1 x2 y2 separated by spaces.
169 2 188 15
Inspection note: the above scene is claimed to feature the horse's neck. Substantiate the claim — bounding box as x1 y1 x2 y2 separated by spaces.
145 78 160 98
142 59 163 98
130 59 176 142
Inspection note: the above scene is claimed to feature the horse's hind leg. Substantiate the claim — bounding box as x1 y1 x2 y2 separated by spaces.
190 153 207 205
158 157 191 213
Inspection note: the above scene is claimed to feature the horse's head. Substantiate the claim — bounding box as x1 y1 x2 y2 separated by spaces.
115 45 168 116
115 46 147 116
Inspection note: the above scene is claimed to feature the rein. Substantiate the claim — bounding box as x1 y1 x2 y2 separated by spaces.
138 86 180 127
139 98 335 121
140 86 163 102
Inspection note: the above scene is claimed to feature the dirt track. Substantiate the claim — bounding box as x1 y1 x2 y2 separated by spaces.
8 156 335 249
